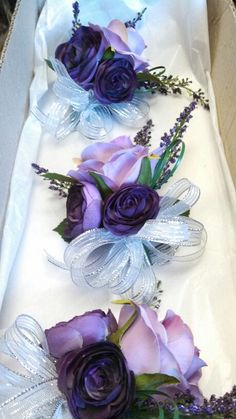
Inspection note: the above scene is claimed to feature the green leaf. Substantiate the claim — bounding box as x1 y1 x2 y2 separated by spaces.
151 140 185 189
137 157 152 186
159 407 165 419
45 58 54 71
182 208 190 217
108 301 138 346
89 172 112 199
137 71 160 84
42 172 75 184
53 219 67 239
102 46 115 61
173 407 180 419
136 373 180 393
148 66 166 76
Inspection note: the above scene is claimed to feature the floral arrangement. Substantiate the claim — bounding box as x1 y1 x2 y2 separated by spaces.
33 102 206 304
33 2 209 140
1 302 235 418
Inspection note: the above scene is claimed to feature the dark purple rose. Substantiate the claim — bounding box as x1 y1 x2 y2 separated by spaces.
55 26 107 89
57 342 135 419
45 310 117 358
94 58 138 104
103 184 160 236
64 182 102 241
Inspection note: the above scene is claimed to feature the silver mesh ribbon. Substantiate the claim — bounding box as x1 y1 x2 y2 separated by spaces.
61 178 207 304
32 59 149 141
0 315 69 418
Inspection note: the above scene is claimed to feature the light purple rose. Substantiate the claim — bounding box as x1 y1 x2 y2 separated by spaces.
68 136 150 190
118 305 206 402
45 309 118 359
89 19 148 71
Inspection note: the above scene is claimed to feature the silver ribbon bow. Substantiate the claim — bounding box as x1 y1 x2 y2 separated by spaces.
57 178 206 305
0 315 69 418
32 59 149 140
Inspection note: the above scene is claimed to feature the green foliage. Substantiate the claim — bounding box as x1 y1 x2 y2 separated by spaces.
137 157 152 186
108 301 138 346
42 172 75 184
53 218 67 240
45 59 54 71
102 46 115 61
89 172 112 199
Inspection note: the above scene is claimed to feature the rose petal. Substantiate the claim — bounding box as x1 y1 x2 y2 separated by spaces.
108 19 128 44
101 27 130 52
69 312 111 346
110 135 133 149
142 306 168 345
119 305 161 374
162 310 195 375
81 142 123 163
45 325 83 358
185 349 206 381
127 27 146 55
159 339 182 376
123 156 146 185
103 146 147 186
82 181 102 204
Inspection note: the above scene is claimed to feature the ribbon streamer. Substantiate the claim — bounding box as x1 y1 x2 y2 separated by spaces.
32 59 150 140
0 316 67 418
60 178 207 305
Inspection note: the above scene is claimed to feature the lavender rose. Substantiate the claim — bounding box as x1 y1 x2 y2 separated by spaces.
69 136 151 190
103 184 160 236
55 26 107 89
90 19 148 71
57 342 135 419
64 182 102 241
118 305 206 402
94 58 138 104
45 309 117 359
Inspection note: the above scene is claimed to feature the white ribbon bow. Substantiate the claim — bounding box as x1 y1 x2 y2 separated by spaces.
0 315 69 418
32 59 149 140
50 178 206 305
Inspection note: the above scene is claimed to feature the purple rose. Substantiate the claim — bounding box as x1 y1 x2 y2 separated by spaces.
45 309 117 358
55 26 107 89
94 58 138 104
68 136 150 190
103 184 160 236
57 342 135 419
64 182 102 241
118 305 206 402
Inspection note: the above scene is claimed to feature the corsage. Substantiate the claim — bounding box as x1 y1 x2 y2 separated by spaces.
33 102 207 305
33 2 209 140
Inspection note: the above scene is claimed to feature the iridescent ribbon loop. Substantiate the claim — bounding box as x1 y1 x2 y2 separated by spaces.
0 316 66 418
62 178 207 304
32 59 150 140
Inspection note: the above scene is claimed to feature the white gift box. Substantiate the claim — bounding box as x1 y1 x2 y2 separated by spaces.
0 0 236 401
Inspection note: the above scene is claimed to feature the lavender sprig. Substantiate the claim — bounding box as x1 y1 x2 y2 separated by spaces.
128 386 236 418
31 163 48 175
32 163 75 198
137 70 209 110
134 119 154 147
72 1 81 34
160 101 197 150
125 7 147 28
152 101 197 189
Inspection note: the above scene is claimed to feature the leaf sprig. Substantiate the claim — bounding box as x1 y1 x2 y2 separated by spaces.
137 68 209 110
